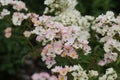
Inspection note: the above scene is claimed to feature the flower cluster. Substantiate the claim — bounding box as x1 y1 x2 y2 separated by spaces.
44 0 78 15
71 65 89 80
30 15 91 68
98 52 118 66
12 12 25 26
51 64 98 80
92 11 120 66
44 0 94 31
0 9 10 19
0 0 28 11
0 0 119 80
99 68 117 80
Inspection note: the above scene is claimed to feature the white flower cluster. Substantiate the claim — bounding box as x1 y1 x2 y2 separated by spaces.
0 0 28 11
98 52 118 66
88 70 99 78
92 11 120 66
44 0 94 53
12 12 32 26
72 65 98 80
72 65 89 80
0 9 10 19
44 0 94 31
44 0 77 15
0 0 12 6
99 68 117 80
51 64 98 80
92 11 120 36
100 37 120 53
10 1 28 11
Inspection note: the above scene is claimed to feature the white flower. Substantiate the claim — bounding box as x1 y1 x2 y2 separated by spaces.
23 31 31 38
31 26 45 35
12 12 25 26
99 68 117 80
11 1 28 11
0 0 12 6
99 75 107 80
88 70 99 77
107 75 114 80
44 0 55 5
0 9 10 19
1 9 10 16
106 68 115 75
46 59 56 69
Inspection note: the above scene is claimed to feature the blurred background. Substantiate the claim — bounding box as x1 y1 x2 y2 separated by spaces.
0 0 120 80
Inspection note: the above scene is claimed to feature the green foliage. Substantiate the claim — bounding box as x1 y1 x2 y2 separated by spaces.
0 20 32 79
76 0 120 16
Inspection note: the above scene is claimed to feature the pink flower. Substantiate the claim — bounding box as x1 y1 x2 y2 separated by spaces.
45 59 56 68
98 52 118 66
46 56 52 61
46 22 56 28
39 72 50 79
54 41 63 55
54 47 63 55
46 29 56 40
41 49 47 56
65 66 73 72
68 50 78 59
58 75 67 80
54 41 63 48
59 68 68 76
64 44 71 50
83 44 91 55
32 18 40 26
31 73 41 80
11 1 28 11
36 35 45 42
31 72 58 80
51 66 62 73
104 52 118 64
41 44 53 56
98 60 106 66
4 27 12 38
61 27 69 34
61 49 69 57
104 52 118 62
46 44 53 49
62 33 70 42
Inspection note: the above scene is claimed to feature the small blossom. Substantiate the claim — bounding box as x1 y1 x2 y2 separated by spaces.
0 9 10 19
46 30 56 40
69 50 78 59
88 70 99 77
12 12 25 26
11 1 28 11
23 31 31 38
98 60 106 66
59 68 67 76
4 27 12 38
58 75 67 80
